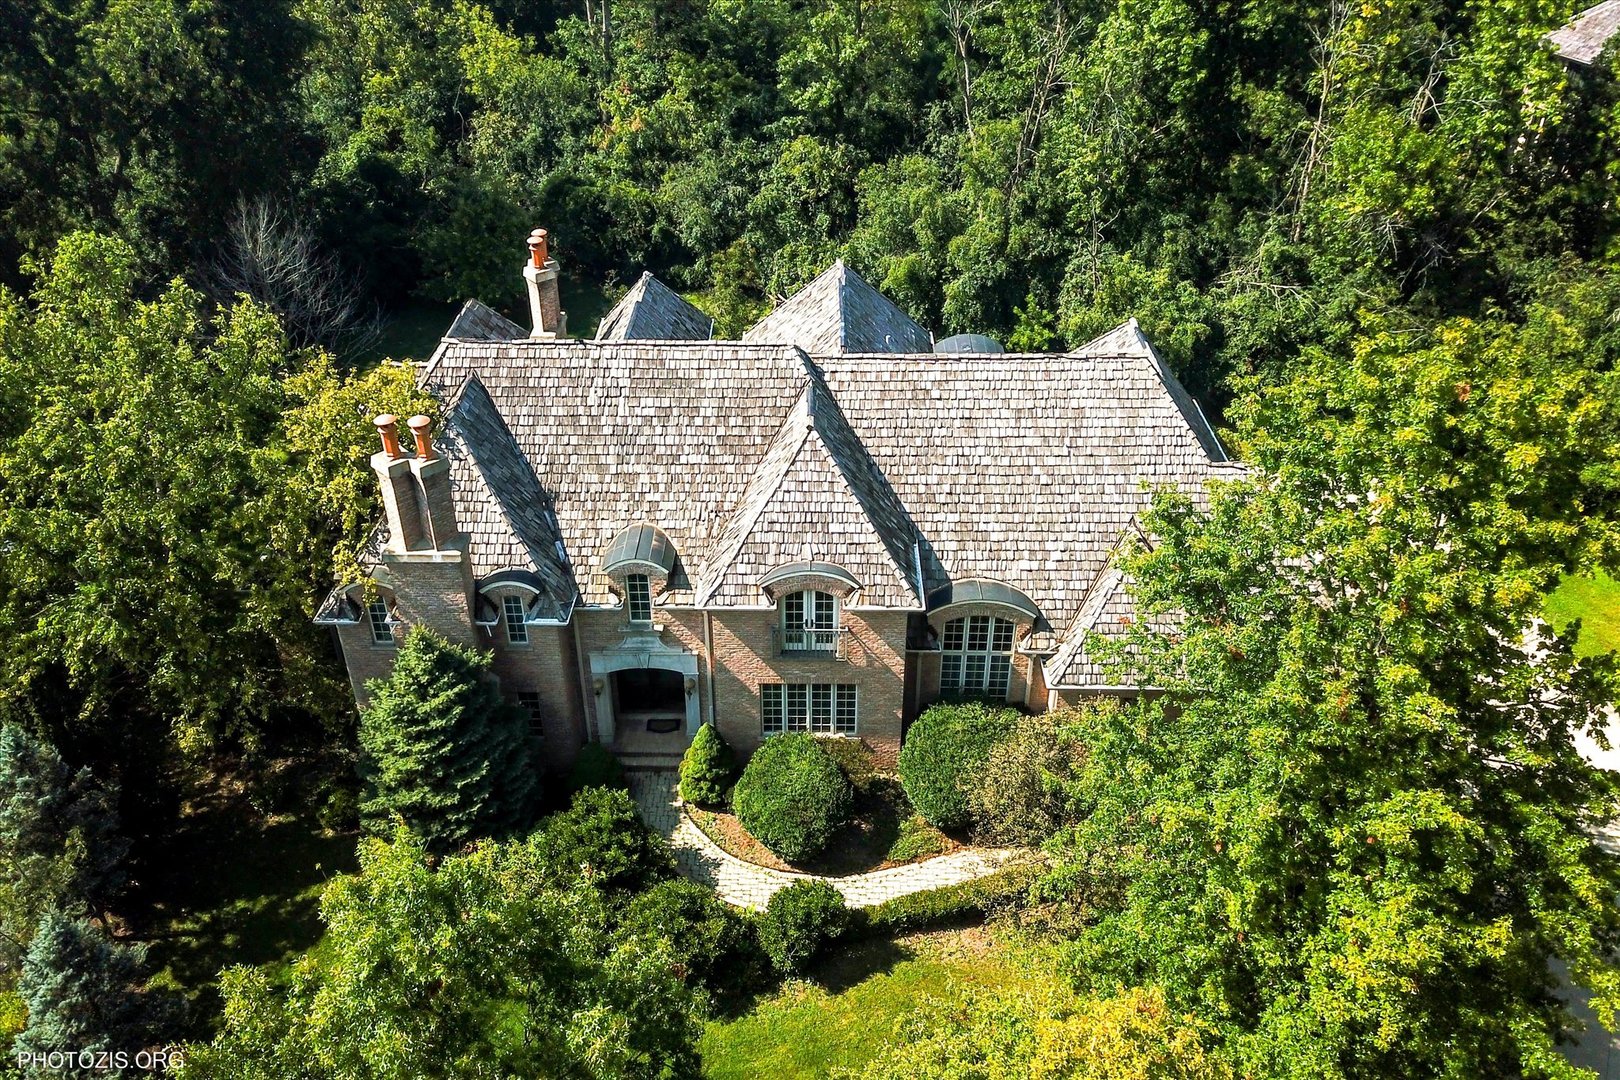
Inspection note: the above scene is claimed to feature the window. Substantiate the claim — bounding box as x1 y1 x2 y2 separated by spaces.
516 692 544 737
367 600 393 645
503 595 528 643
626 574 652 625
761 683 857 735
940 615 1015 697
781 589 837 651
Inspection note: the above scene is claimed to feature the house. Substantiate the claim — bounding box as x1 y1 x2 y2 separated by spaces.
1549 0 1620 65
316 229 1242 769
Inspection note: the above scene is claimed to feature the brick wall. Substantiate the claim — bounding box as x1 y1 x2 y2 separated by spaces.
487 620 587 773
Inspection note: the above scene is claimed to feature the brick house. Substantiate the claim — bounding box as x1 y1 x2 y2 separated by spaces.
317 231 1241 770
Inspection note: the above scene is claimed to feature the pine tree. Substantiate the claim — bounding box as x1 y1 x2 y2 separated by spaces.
678 723 734 806
14 911 162 1076
358 628 539 852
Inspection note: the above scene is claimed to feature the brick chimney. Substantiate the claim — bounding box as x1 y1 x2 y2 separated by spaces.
406 414 460 548
523 228 567 339
372 414 427 551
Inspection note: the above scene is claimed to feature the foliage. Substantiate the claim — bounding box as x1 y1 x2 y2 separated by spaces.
618 878 764 997
969 709 1094 847
757 880 849 976
357 628 539 852
885 814 949 863
15 911 171 1075
814 735 879 795
733 735 853 863
678 723 734 806
852 985 1225 1080
858 862 1040 938
898 702 1016 831
1046 278 1620 1074
529 786 675 897
1546 572 1620 659
567 742 627 795
178 829 702 1079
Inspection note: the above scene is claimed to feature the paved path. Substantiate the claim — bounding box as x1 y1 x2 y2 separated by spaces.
629 771 1016 910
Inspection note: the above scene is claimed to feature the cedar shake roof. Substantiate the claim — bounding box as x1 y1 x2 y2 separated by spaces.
444 298 526 342
1550 0 1620 64
743 260 933 355
594 272 714 341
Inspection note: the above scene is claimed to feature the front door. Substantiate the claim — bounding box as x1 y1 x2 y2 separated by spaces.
613 668 686 734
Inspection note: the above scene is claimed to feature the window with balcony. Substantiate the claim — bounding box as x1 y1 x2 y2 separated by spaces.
761 683 857 736
626 573 652 625
503 595 528 643
780 589 838 653
367 600 394 645
940 615 1015 697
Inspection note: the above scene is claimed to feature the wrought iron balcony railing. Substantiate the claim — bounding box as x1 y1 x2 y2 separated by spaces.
771 625 849 660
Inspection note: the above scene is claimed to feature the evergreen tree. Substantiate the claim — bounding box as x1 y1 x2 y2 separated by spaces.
358 628 539 852
14 911 162 1077
678 723 734 806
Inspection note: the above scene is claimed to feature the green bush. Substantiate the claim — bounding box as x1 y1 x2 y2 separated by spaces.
733 734 853 862
886 813 949 862
678 723 734 806
898 701 1018 830
619 879 766 996
566 742 626 795
757 880 849 975
969 710 1093 846
528 786 673 895
815 736 878 794
858 861 1039 936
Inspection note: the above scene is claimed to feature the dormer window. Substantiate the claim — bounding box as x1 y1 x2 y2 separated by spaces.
781 589 837 653
502 595 529 643
368 600 394 645
941 615 1014 697
626 573 652 625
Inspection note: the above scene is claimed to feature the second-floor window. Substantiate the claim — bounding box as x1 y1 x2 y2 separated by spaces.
503 595 528 643
940 615 1015 697
626 573 652 625
782 589 837 651
368 600 394 645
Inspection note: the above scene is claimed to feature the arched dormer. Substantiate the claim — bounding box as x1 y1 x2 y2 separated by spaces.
321 581 401 646
474 569 549 644
925 578 1042 700
601 524 678 627
760 561 861 659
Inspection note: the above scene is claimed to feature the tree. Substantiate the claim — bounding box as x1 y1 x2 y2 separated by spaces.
0 725 126 977
358 628 540 851
1048 278 1620 1074
179 830 702 1080
14 911 167 1077
678 722 734 806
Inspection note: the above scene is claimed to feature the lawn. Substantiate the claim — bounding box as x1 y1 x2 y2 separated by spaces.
1546 573 1620 658
700 927 1055 1080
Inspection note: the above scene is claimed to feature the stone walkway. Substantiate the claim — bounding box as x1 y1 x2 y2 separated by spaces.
628 770 1016 910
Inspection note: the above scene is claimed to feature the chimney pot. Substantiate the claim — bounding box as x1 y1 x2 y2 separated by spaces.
527 228 548 269
407 415 436 461
374 414 404 459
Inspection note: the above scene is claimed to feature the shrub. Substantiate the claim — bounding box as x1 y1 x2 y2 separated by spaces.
566 742 626 795
969 710 1093 846
898 701 1018 830
886 813 949 862
733 734 853 862
757 880 849 975
527 786 673 895
858 860 1039 936
815 736 878 794
678 723 734 806
619 879 766 996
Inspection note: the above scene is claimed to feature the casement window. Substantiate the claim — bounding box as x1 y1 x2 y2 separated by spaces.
367 601 394 645
781 589 838 652
516 692 544 737
940 615 1015 698
761 683 857 736
503 595 529 644
626 574 652 625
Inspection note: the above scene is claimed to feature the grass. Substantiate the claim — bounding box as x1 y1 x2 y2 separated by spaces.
1546 573 1620 658
699 927 1054 1079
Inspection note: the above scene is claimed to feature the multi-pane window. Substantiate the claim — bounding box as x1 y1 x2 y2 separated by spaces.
940 615 1015 697
626 574 652 625
781 590 837 651
503 595 528 643
516 692 544 738
761 683 857 736
367 600 393 645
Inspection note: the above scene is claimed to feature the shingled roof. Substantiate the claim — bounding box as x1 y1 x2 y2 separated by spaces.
595 272 713 341
743 260 932 354
444 298 527 342
1549 0 1620 64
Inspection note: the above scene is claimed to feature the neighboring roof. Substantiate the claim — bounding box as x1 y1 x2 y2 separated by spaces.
602 523 679 575
743 260 932 355
1550 0 1620 64
934 333 1003 354
595 272 713 341
445 298 527 342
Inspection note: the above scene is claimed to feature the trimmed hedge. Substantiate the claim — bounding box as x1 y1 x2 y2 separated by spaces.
758 879 849 974
898 701 1019 830
733 734 853 862
618 878 766 996
566 742 626 795
858 860 1040 936
679 723 735 806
